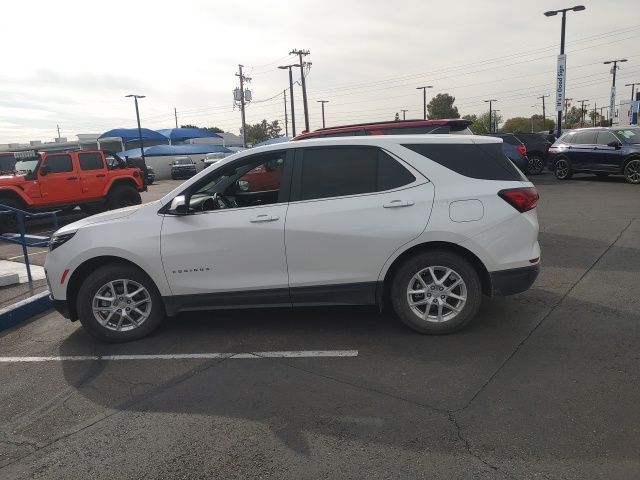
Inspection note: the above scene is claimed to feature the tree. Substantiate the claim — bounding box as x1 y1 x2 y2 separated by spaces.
427 93 460 119
502 116 555 133
180 124 224 133
564 106 582 128
462 114 477 124
465 111 503 134
244 119 282 145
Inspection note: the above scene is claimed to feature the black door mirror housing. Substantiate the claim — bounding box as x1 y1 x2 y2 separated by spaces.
607 141 622 149
39 165 50 176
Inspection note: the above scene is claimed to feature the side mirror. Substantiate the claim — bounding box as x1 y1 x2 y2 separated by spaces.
608 141 622 149
39 165 50 176
168 195 189 215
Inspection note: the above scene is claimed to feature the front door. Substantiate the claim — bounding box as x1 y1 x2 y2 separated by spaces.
38 153 82 204
594 130 624 172
160 150 292 303
285 146 433 304
78 152 109 200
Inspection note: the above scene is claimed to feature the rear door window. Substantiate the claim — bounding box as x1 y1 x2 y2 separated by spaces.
572 131 597 145
44 154 73 173
403 142 524 181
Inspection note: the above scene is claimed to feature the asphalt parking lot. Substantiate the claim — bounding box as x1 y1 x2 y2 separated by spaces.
0 173 639 479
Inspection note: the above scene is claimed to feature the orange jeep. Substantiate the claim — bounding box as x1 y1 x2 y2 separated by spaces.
0 150 146 231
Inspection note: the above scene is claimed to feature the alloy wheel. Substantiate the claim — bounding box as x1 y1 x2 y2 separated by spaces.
624 160 640 184
406 266 467 323
92 279 152 332
528 156 544 175
555 159 569 179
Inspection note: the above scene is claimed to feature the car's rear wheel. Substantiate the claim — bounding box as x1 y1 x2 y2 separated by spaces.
623 159 640 184
391 251 482 334
107 184 141 210
0 197 25 233
554 158 573 180
76 264 164 342
527 155 545 175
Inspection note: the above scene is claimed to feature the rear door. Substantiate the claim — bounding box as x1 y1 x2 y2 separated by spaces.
78 152 108 200
38 153 82 204
567 130 597 169
284 145 433 304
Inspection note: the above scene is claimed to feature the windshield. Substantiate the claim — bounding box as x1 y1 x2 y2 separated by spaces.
174 158 192 165
613 128 640 144
14 159 39 173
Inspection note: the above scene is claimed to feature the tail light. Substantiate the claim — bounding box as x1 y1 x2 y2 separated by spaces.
517 145 527 156
498 187 539 213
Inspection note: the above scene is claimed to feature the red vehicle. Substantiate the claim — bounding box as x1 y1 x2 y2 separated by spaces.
0 150 146 230
292 119 473 140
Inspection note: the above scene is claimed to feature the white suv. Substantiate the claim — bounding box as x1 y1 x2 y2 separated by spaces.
45 135 540 342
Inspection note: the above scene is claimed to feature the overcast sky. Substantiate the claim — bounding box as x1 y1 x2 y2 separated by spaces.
1 0 638 143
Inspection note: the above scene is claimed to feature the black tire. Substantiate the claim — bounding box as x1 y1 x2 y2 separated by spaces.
623 159 640 184
0 197 26 233
527 155 545 175
553 157 573 180
76 263 164 342
80 203 106 215
106 184 141 210
390 250 482 335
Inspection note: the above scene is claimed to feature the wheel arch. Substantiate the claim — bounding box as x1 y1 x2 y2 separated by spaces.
378 241 492 309
105 178 139 196
0 188 30 208
66 255 160 321
622 154 640 167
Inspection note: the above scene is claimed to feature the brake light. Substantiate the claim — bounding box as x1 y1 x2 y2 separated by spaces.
498 187 539 213
517 145 527 156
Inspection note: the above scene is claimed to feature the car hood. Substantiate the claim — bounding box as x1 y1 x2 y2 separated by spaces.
55 201 159 234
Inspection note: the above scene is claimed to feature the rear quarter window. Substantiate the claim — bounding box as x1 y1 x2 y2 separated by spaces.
402 143 525 181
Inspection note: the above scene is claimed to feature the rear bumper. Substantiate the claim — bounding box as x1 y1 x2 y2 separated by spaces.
490 264 539 296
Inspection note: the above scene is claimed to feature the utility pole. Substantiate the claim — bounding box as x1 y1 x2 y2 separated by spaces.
578 99 588 127
416 86 433 120
563 97 573 128
279 64 299 137
400 109 408 120
317 100 329 128
604 58 627 126
56 124 61 139
283 90 289 137
484 99 497 133
599 106 607 126
235 64 251 147
538 94 549 129
544 5 585 138
125 94 147 165
290 49 311 132
592 102 597 126
625 82 639 102
174 108 178 128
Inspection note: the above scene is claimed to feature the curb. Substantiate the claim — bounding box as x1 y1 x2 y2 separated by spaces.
0 291 52 332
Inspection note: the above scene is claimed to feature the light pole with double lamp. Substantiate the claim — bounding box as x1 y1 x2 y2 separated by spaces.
544 5 585 138
125 94 146 165
484 99 497 133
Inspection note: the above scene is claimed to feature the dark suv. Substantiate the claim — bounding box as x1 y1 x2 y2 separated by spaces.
292 119 473 140
484 133 529 174
547 127 640 184
512 133 552 175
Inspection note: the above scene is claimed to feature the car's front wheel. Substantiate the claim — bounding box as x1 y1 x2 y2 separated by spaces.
527 155 545 175
554 158 573 180
391 251 482 334
623 159 640 184
76 264 164 342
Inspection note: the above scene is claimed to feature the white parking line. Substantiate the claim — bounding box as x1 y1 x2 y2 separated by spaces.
7 250 48 260
0 350 359 362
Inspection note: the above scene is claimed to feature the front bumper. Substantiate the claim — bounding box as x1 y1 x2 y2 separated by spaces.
52 298 72 319
490 264 540 296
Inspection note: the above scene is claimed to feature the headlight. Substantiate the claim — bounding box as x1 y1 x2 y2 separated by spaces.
49 231 76 251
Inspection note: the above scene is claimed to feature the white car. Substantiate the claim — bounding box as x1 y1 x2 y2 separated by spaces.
45 135 540 342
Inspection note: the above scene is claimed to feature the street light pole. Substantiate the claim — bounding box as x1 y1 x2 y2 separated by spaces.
484 99 497 133
416 86 433 120
317 100 329 128
279 64 300 137
544 5 586 138
625 82 638 102
125 94 146 165
604 58 628 126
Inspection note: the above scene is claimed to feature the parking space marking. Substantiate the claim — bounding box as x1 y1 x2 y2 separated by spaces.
7 250 48 260
0 350 359 362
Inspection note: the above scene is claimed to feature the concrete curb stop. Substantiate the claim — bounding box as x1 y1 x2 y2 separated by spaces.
0 291 52 332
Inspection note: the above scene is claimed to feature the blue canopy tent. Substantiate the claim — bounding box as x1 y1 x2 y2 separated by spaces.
157 128 222 144
252 136 291 148
99 128 169 152
117 144 232 158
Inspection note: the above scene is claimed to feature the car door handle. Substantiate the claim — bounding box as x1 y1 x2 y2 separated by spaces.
67 176 78 180
96 173 106 177
383 200 415 208
250 214 279 223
